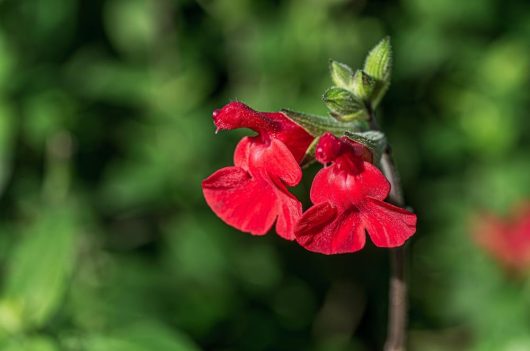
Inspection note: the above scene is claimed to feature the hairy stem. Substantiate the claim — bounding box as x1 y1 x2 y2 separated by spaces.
369 111 408 351
381 149 407 351
384 246 407 351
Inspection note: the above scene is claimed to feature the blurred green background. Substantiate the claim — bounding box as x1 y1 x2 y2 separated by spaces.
0 0 529 350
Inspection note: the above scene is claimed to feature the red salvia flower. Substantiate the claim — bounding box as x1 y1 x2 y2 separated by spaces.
295 133 417 254
202 102 314 240
472 202 530 273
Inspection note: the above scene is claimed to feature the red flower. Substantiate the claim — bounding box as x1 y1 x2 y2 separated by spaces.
295 133 417 254
472 202 530 273
202 102 314 240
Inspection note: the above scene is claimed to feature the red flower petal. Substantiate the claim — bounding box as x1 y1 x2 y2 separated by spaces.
361 198 417 247
295 133 417 254
233 136 252 170
202 167 276 235
309 166 354 208
357 162 391 200
315 133 343 164
309 160 390 207
203 137 304 239
274 187 303 240
295 202 366 254
235 137 302 186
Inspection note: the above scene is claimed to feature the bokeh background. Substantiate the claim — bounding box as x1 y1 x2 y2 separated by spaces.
1 0 530 350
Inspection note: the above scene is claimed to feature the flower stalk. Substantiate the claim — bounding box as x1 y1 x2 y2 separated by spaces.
369 110 409 351
385 246 407 351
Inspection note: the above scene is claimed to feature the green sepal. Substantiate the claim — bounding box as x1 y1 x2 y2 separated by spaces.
363 37 392 108
329 60 354 89
351 70 376 101
345 130 386 162
300 136 320 169
322 87 368 120
333 111 369 122
281 109 369 137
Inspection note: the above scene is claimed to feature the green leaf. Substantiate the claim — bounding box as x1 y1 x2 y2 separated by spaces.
329 60 354 89
345 130 387 161
322 87 367 120
281 109 369 137
0 205 78 331
351 70 376 101
364 37 392 82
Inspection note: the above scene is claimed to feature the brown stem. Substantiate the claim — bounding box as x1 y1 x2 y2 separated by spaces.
385 246 407 351
369 111 408 351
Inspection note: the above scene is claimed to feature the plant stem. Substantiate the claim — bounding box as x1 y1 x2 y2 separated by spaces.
381 146 408 351
385 246 407 351
369 111 409 351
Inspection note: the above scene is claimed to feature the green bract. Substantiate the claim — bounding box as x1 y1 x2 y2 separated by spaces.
281 37 393 164
322 87 367 120
351 70 376 102
363 37 392 108
326 37 393 114
364 37 392 82
281 109 369 137
329 60 354 89
345 130 387 162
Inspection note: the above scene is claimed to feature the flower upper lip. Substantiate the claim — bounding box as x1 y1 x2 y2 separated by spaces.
211 101 314 162
315 132 373 165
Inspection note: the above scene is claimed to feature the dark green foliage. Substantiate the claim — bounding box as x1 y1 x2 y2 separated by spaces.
0 0 529 350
